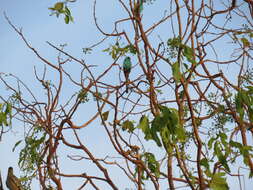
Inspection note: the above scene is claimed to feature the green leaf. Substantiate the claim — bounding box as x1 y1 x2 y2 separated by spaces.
172 62 181 84
48 7 56 11
235 91 244 120
150 125 162 147
102 48 110 52
152 113 165 132
167 37 181 48
125 44 137 54
219 154 230 172
112 49 116 59
5 102 12 115
249 171 253 178
54 2 64 11
102 111 109 121
230 140 253 166
129 44 137 54
160 127 170 149
214 141 230 172
65 15 70 24
139 106 185 148
0 112 7 126
64 6 73 23
229 140 242 148
219 133 227 146
122 120 135 133
77 89 89 103
143 152 160 178
183 45 195 64
167 108 179 132
0 102 12 126
149 115 163 146
241 90 251 106
241 37 250 47
176 124 186 142
200 158 209 169
246 86 253 92
241 146 252 166
210 172 229 190
65 6 71 16
19 132 46 172
137 115 149 131
248 108 253 123
12 140 22 152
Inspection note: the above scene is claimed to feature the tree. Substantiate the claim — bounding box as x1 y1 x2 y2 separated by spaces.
1 0 253 189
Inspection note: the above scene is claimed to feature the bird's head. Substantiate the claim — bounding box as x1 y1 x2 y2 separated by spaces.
8 167 13 173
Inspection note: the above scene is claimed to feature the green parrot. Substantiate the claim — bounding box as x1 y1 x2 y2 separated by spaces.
134 0 144 14
6 167 23 190
139 0 144 12
123 56 132 93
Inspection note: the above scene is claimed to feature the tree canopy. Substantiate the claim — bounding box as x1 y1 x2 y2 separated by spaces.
1 0 253 189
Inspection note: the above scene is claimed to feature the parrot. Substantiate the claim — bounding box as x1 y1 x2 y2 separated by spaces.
123 56 132 93
139 0 144 12
6 167 23 190
134 0 144 15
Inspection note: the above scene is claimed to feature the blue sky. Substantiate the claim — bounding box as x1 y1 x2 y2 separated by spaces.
1 0 253 190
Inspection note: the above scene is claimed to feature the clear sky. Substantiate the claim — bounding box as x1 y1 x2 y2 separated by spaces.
0 1 253 190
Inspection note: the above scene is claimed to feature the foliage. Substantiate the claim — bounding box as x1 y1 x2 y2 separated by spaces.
235 87 253 123
140 152 160 179
167 37 196 83
0 102 12 127
103 42 137 60
49 1 75 24
137 106 186 151
77 89 89 103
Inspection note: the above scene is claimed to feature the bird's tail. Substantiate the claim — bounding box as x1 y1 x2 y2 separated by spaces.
124 72 130 93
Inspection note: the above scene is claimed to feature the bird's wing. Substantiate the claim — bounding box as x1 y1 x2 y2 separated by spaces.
8 175 23 190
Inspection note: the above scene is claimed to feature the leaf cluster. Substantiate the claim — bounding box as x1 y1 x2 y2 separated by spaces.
138 106 186 152
77 89 89 103
167 37 196 83
235 86 253 124
103 42 137 60
18 127 46 176
0 102 12 127
49 1 75 24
